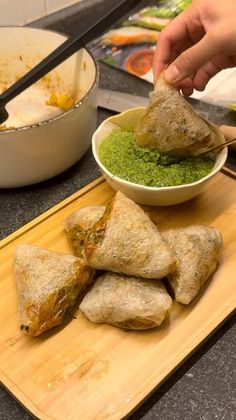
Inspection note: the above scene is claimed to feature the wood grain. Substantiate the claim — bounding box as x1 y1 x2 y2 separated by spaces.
0 174 236 420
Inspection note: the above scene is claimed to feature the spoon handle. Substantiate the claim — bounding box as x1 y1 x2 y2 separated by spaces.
201 137 236 155
0 0 142 107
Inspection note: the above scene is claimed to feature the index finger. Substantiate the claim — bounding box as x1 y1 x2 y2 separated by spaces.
153 5 204 79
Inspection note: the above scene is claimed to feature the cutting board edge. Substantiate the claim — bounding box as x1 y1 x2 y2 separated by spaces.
125 305 236 420
0 377 54 420
1 171 234 249
1 305 235 420
1 173 236 420
0 176 105 250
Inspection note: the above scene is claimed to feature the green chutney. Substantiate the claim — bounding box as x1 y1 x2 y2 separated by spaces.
99 129 215 187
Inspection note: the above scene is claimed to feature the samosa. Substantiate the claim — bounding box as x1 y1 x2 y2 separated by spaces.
162 225 223 304
85 191 177 279
80 272 172 330
135 73 224 156
14 244 93 336
63 206 105 256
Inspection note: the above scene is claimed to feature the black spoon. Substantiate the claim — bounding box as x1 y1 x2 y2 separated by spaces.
0 0 142 124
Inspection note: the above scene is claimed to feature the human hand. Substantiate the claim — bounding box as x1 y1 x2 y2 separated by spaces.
153 0 236 95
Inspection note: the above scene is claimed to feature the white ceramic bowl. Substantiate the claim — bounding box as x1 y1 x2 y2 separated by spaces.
0 27 98 188
92 107 228 206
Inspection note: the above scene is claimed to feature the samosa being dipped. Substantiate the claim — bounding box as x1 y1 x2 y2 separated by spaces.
135 74 224 156
14 244 93 337
85 191 177 279
162 225 223 304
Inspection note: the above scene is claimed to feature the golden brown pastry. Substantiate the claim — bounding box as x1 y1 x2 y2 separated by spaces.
80 272 172 330
85 191 177 279
14 244 93 337
135 73 224 156
63 206 105 256
162 226 223 304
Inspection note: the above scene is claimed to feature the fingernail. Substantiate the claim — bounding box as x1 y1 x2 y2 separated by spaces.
165 65 180 82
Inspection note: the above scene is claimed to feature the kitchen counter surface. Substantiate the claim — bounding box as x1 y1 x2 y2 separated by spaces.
0 1 235 419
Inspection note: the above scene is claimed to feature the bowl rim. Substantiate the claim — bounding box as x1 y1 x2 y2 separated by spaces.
0 26 99 135
92 117 228 192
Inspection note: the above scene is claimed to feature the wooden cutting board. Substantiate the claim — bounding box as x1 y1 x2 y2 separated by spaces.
1 174 236 420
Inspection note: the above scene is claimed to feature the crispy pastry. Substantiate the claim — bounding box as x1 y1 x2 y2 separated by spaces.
14 244 93 337
63 206 105 256
85 191 177 279
80 272 172 330
135 73 224 156
162 226 223 304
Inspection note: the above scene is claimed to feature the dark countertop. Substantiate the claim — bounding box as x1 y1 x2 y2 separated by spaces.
0 1 236 419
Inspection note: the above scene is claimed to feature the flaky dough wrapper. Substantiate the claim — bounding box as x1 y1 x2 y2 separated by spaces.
163 225 223 304
80 272 172 330
85 191 177 279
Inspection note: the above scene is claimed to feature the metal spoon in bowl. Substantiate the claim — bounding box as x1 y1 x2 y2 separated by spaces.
0 0 143 124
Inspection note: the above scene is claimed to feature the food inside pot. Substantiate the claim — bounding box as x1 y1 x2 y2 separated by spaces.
0 78 75 130
0 42 88 131
46 92 75 111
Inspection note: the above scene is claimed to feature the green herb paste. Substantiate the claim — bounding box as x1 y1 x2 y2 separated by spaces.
99 129 215 187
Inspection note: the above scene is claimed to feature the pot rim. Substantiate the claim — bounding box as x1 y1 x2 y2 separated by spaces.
0 26 99 135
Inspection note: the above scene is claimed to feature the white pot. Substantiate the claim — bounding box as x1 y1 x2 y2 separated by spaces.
0 27 98 188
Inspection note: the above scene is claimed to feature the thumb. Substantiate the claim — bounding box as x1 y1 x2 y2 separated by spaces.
164 31 222 84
